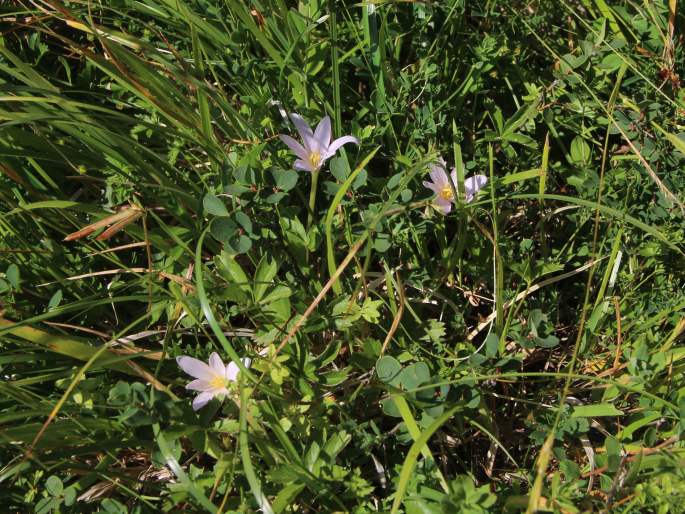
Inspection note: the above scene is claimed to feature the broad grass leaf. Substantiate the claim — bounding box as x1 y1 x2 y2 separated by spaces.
571 404 624 417
253 257 278 302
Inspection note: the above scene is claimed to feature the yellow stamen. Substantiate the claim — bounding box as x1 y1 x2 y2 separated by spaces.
308 151 321 169
209 375 227 390
439 186 453 201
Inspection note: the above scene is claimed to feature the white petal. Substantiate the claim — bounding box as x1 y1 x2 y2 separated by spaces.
226 361 240 381
176 356 213 380
209 352 225 376
423 180 440 194
225 357 253 381
192 391 215 411
435 197 452 214
279 134 308 161
289 113 315 149
428 165 448 187
464 175 487 202
314 116 332 150
186 379 213 391
324 135 359 159
293 159 314 172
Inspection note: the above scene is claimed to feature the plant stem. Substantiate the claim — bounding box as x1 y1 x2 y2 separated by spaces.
306 169 320 262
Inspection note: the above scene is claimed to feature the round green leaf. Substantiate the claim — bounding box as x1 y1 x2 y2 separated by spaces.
330 157 348 181
45 475 63 497
203 193 229 217
273 168 299 191
398 362 430 390
380 397 402 418
373 233 391 253
234 211 253 234
570 136 591 165
63 487 76 506
6 264 20 289
376 356 402 385
225 234 252 255
211 217 238 242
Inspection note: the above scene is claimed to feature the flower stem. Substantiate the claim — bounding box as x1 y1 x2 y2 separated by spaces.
306 169 320 262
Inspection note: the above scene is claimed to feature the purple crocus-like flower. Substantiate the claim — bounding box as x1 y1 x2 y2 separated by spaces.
176 352 251 410
279 113 359 172
423 160 488 214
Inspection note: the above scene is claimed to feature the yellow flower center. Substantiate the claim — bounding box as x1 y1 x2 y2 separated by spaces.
308 151 321 169
208 375 227 390
439 186 454 201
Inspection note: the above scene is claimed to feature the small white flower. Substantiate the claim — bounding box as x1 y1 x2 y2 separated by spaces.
176 352 251 411
279 113 359 172
423 159 487 214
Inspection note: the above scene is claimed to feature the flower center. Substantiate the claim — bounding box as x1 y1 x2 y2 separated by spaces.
439 186 454 201
208 375 228 390
308 151 321 169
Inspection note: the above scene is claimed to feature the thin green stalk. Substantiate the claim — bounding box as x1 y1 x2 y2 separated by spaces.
305 169 320 263
392 395 449 492
329 0 341 135
539 132 550 260
488 145 504 349
390 405 462 514
325 147 380 294
365 3 385 110
194 227 258 384
239 380 274 514
153 423 217 512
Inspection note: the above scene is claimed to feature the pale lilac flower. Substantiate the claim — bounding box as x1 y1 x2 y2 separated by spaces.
279 113 359 172
176 352 251 410
423 160 487 214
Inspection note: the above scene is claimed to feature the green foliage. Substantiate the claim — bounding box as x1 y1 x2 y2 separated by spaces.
1 0 685 512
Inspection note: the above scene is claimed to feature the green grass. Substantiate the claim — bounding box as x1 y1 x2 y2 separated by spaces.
1 1 685 512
